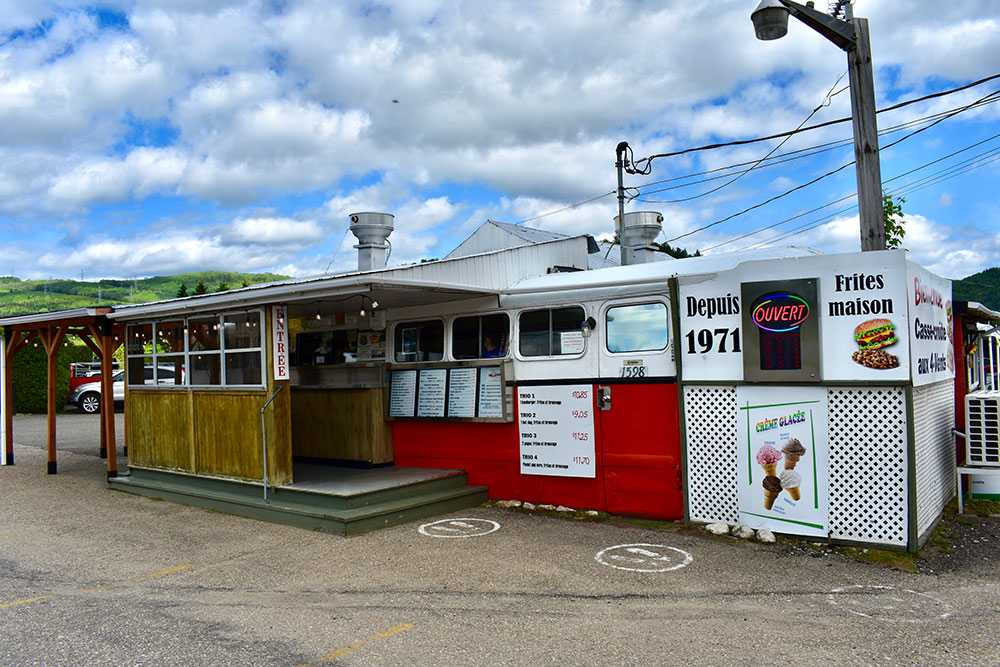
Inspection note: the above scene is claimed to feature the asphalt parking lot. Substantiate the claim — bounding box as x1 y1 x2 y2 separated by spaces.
2 413 999 666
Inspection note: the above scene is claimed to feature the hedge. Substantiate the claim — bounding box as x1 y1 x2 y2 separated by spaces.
9 342 96 414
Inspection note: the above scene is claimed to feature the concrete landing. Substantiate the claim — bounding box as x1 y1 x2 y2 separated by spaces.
109 464 488 535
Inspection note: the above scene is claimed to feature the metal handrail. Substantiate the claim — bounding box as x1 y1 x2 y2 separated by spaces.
260 384 284 502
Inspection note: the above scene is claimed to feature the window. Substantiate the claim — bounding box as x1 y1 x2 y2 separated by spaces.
393 320 444 362
518 306 586 357
126 310 265 388
605 303 669 353
453 313 510 359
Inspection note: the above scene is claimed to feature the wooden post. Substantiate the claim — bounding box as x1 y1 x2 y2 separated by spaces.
82 325 108 458
40 326 66 474
1 330 8 466
3 329 36 465
848 18 885 251
100 320 117 478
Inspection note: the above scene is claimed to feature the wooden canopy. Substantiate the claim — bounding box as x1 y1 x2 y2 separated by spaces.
1 308 124 477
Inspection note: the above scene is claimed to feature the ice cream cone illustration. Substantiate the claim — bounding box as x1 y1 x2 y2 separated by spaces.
756 445 782 478
762 475 782 509
781 438 806 470
780 470 801 502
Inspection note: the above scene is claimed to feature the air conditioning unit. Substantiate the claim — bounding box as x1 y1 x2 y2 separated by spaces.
965 391 1000 466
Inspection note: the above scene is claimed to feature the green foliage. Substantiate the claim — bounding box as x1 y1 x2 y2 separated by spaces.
176 283 188 298
954 267 1000 312
0 271 290 317
883 194 906 250
216 282 230 292
194 281 208 295
653 242 701 259
10 342 95 414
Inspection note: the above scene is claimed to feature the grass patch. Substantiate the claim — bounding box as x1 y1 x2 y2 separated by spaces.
842 547 917 572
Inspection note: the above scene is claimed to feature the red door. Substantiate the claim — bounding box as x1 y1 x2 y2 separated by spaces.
597 382 683 519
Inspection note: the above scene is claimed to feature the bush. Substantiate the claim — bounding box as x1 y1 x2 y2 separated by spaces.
10 341 96 414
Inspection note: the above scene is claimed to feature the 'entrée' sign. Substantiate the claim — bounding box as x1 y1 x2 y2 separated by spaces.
752 294 810 332
272 305 290 381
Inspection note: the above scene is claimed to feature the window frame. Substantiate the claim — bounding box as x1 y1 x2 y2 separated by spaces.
604 301 670 354
451 312 511 360
392 318 446 363
125 308 266 389
515 305 588 359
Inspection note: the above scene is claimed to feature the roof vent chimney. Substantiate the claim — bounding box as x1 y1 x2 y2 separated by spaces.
615 211 664 264
349 212 394 271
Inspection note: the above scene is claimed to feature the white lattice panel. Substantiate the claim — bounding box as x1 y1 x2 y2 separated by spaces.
828 387 908 546
913 380 956 538
684 386 739 524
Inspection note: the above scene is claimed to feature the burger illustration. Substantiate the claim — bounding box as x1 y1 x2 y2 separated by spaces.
852 318 900 369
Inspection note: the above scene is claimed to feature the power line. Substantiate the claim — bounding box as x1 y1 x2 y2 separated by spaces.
631 96 1000 200
737 145 1000 250
628 72 1000 172
708 132 1000 252
633 70 848 204
665 88 1000 245
508 75 1000 231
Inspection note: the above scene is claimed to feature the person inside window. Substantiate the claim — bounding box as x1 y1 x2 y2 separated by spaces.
482 334 502 358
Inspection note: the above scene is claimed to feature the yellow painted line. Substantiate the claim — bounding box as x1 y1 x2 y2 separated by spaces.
300 623 414 666
0 530 29 537
0 595 55 609
83 563 198 592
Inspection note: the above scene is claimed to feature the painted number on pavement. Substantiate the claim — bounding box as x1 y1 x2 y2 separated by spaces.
418 518 500 538
827 585 952 622
594 543 693 572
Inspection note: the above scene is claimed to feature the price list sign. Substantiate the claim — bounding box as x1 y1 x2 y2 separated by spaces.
517 384 595 478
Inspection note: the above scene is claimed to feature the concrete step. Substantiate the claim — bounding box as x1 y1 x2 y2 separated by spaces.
109 467 488 536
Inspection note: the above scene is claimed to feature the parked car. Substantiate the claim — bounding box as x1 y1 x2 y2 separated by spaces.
69 366 182 413
67 360 121 401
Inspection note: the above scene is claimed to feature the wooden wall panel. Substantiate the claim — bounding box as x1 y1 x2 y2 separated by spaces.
291 388 392 465
127 391 193 470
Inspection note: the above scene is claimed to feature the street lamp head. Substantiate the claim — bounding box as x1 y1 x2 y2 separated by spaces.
752 0 790 41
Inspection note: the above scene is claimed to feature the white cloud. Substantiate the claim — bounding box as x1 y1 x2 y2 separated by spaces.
224 216 325 246
0 0 998 282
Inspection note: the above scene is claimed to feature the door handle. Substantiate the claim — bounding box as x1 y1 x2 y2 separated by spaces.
598 386 611 411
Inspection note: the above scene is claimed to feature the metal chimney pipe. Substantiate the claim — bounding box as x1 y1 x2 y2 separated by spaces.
615 211 664 264
349 212 394 271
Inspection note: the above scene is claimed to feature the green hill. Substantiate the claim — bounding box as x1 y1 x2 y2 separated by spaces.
953 268 1000 313
0 271 290 318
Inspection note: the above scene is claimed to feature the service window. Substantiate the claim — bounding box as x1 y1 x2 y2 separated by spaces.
518 306 586 357
126 323 154 386
393 320 444 362
155 319 186 385
223 311 262 385
188 316 221 385
606 303 669 353
453 313 510 359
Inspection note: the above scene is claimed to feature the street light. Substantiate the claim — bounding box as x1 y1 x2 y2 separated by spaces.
751 0 885 251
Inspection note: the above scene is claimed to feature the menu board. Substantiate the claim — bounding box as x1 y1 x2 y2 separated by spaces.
416 368 447 417
388 370 417 417
478 367 504 418
388 365 506 420
518 384 595 478
447 367 478 417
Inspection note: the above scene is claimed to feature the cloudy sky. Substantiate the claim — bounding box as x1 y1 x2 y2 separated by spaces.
1 0 998 282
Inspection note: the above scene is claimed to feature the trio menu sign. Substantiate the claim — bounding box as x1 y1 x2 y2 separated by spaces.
517 384 595 478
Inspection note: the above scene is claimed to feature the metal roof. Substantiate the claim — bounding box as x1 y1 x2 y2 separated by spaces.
0 307 112 327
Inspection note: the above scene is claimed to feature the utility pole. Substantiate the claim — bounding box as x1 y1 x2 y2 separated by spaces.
752 0 885 251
